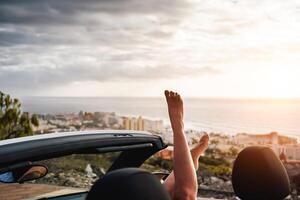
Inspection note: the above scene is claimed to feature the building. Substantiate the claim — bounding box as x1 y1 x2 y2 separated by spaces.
123 117 130 130
123 116 145 131
136 117 145 131
144 119 165 133
234 132 297 146
273 145 300 161
122 116 166 133
234 132 300 160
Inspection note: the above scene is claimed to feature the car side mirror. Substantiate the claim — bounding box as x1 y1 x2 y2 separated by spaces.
0 164 48 184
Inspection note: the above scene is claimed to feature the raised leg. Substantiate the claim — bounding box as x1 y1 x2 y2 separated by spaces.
163 90 198 200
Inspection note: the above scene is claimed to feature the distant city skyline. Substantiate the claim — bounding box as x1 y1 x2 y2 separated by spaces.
1 0 300 99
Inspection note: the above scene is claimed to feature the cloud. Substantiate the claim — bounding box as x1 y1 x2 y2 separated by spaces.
0 0 190 48
0 0 189 25
1 0 299 96
0 0 197 95
0 0 216 95
0 61 219 90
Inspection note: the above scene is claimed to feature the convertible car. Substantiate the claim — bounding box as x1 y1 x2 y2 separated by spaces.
0 130 292 200
0 130 168 200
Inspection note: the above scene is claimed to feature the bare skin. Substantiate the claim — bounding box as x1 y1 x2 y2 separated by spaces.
164 133 209 197
163 90 208 200
191 133 209 170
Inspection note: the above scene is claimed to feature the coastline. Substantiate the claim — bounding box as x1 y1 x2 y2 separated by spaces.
20 96 300 139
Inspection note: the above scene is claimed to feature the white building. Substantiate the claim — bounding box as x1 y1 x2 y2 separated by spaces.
144 119 165 133
234 132 300 160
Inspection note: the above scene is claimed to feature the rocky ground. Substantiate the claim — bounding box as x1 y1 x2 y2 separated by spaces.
35 164 105 189
197 174 236 199
36 171 96 188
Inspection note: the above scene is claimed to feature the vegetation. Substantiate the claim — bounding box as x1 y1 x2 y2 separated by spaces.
0 91 39 140
142 157 173 172
199 156 232 177
40 153 121 173
142 153 232 177
143 140 235 177
199 145 234 177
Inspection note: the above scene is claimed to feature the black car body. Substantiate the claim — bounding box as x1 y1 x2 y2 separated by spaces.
0 130 167 199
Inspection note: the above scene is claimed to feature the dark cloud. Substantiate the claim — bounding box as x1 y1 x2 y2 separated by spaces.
0 0 189 25
0 30 79 46
0 0 222 95
0 0 188 47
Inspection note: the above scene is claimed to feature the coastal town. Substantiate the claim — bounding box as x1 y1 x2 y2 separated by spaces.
34 111 300 161
30 111 300 199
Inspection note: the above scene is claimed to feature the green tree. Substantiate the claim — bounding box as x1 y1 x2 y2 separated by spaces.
0 91 39 140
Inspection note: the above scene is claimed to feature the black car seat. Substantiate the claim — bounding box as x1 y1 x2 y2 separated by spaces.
232 146 290 200
86 168 171 200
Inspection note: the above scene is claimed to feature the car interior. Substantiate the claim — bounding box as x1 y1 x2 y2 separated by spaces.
0 145 291 200
37 145 291 200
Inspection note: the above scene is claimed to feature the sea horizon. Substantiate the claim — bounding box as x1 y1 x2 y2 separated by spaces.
19 95 300 101
19 96 300 140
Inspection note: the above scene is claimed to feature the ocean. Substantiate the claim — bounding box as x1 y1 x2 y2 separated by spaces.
20 97 300 139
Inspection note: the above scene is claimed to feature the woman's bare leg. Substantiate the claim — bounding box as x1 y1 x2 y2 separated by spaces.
164 134 209 197
191 134 209 170
163 90 198 200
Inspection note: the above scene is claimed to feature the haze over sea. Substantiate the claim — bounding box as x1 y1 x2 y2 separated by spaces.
20 97 300 139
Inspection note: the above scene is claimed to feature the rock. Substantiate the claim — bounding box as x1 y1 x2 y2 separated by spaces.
58 173 65 179
86 164 97 178
64 177 77 187
199 184 210 190
48 173 55 177
91 165 105 178
210 176 224 184
68 177 76 182
225 180 232 186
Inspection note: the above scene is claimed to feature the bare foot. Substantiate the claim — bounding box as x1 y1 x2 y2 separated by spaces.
164 90 184 132
191 133 209 170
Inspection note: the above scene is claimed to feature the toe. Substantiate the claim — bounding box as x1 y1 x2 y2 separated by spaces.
164 90 170 98
170 91 175 97
200 133 209 143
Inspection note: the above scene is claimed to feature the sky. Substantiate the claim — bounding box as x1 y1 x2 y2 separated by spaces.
0 0 300 98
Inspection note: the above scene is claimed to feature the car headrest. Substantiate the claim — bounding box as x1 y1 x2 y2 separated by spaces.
232 146 290 200
86 168 171 200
